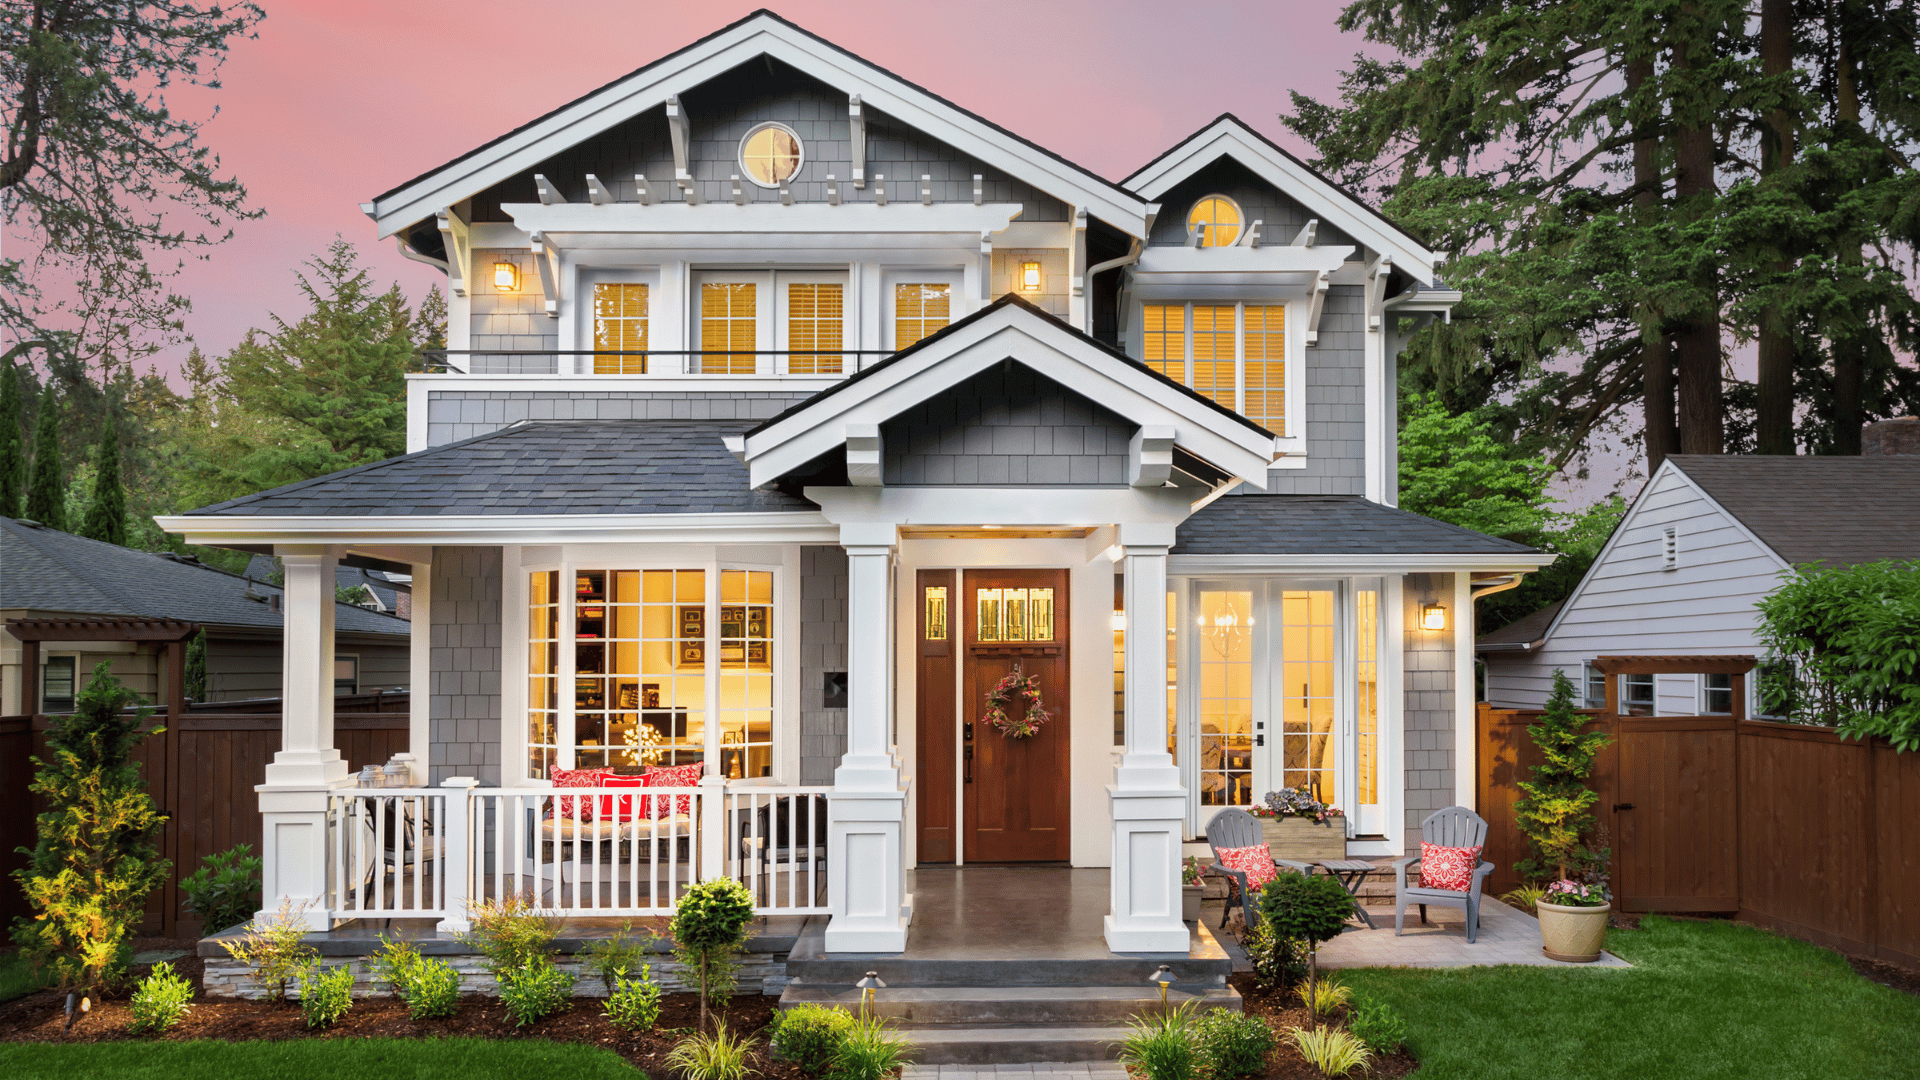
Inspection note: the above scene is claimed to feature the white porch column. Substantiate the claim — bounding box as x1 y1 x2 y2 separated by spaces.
257 545 352 930
1106 524 1189 952
824 522 910 952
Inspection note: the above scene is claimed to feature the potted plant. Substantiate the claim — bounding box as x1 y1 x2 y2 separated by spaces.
1251 787 1346 861
1182 856 1206 922
1513 670 1614 962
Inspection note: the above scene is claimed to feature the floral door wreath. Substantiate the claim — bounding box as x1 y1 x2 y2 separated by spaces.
982 663 1051 739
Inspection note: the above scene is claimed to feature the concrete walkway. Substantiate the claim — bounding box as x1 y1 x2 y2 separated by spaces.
1316 898 1630 969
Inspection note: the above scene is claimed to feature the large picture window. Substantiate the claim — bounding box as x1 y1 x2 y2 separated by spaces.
1141 302 1290 435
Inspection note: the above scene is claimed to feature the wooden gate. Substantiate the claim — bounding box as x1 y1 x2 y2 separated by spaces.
1615 717 1739 911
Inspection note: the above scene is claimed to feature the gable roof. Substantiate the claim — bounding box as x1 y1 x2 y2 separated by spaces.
736 294 1278 489
1173 494 1545 557
1476 599 1565 652
186 419 813 518
365 9 1152 239
1666 455 1920 567
0 518 409 638
1122 114 1442 284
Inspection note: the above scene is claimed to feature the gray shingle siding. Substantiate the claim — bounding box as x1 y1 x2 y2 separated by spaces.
1401 572 1454 852
1145 157 1360 250
882 361 1133 486
467 251 557 358
798 545 848 785
424 391 814 449
430 546 503 785
1267 284 1365 495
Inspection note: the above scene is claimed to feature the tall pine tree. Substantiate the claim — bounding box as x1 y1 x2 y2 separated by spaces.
78 412 128 546
0 363 24 517
24 383 64 530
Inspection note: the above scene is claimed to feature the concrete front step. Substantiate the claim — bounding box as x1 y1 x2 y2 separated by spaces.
903 1025 1132 1064
780 984 1240 1025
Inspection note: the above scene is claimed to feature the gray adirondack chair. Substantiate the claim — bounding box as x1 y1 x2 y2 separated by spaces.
1205 808 1314 929
1393 806 1495 943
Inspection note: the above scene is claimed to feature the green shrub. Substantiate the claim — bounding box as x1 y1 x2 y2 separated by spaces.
1295 976 1351 1015
299 964 354 1029
220 899 317 1004
461 895 561 978
1257 871 1354 1024
670 877 756 1031
364 935 423 998
604 963 663 1032
666 1021 758 1080
362 934 459 1019
128 962 194 1034
1347 993 1408 1055
1284 1026 1370 1077
1239 920 1306 991
10 664 170 995
581 921 657 995
1757 559 1920 749
179 845 262 935
1192 1009 1272 1080
771 1003 856 1074
826 1014 915 1080
498 957 573 1028
1511 670 1612 882
1117 1002 1201 1080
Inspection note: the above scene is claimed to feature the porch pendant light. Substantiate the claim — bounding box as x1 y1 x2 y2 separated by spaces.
493 260 520 292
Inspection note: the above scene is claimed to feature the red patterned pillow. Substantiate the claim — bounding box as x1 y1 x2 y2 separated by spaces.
1215 844 1279 891
549 766 609 820
642 762 704 817
596 773 650 821
1419 841 1484 891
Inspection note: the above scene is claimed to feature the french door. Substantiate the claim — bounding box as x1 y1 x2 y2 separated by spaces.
691 270 847 374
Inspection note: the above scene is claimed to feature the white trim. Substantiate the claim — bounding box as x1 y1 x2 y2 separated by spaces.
1124 119 1442 284
365 15 1151 240
739 121 805 189
157 512 840 548
1169 553 1556 575
405 374 847 392
1452 570 1475 809
502 201 1025 251
1380 573 1405 852
409 557 431 779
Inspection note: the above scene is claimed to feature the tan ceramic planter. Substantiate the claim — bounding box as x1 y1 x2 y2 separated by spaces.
1536 899 1610 962
1259 816 1346 861
1183 885 1204 923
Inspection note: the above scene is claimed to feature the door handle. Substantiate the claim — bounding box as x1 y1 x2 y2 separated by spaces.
1255 735 1265 747
1613 803 1636 812
964 744 973 784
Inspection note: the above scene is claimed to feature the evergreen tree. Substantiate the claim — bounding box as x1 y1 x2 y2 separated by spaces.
11 664 171 995
78 411 128 546
0 362 24 516
1511 670 1612 882
24 383 64 529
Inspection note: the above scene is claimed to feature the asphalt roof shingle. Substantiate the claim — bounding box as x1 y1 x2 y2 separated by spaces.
188 420 814 517
1173 495 1542 556
1 519 409 637
1668 455 1920 567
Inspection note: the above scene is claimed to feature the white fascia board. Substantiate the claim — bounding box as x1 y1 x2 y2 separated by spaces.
741 315 1277 489
809 485 1194 526
1168 552 1557 576
404 374 847 393
504 201 1022 239
154 512 839 548
1134 245 1351 276
1125 123 1439 283
368 17 1150 239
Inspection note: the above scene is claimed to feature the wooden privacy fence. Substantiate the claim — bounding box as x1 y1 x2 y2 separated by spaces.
1 696 408 937
1478 661 1920 971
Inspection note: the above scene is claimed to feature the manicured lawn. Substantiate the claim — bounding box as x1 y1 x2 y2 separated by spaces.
1340 915 1920 1080
0 1037 645 1078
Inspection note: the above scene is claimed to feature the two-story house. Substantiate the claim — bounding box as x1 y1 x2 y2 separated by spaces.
161 10 1549 954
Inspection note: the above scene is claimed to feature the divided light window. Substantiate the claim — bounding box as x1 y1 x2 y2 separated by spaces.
894 283 951 349
1142 302 1287 434
40 655 76 713
592 283 649 374
692 272 847 375
699 283 758 374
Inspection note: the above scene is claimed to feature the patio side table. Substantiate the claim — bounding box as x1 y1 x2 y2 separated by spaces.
1315 859 1379 930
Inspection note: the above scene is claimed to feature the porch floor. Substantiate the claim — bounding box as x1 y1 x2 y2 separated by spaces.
904 866 1175 961
1315 896 1631 969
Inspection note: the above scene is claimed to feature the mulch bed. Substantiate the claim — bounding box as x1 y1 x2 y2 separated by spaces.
1229 973 1418 1080
0 946 802 1079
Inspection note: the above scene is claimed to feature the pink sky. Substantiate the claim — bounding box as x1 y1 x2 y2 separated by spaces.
125 0 1375 372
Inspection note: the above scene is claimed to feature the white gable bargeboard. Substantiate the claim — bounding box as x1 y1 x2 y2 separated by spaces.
1482 464 1786 710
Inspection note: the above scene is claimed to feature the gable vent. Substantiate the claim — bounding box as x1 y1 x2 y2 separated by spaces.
1662 527 1678 570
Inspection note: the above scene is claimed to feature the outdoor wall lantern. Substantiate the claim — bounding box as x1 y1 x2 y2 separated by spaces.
1020 260 1042 291
1421 601 1448 631
493 260 520 292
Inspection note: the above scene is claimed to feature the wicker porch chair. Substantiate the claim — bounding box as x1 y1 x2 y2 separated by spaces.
1205 808 1314 929
1392 806 1496 943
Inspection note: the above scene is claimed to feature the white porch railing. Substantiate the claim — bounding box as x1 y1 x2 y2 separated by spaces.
325 783 829 925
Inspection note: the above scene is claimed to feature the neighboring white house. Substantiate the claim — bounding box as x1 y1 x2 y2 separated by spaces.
1480 435 1920 719
158 10 1549 954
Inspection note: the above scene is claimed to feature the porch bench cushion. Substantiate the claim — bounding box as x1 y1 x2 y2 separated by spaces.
538 814 693 842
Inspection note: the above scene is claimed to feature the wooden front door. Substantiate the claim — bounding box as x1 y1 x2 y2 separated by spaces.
962 569 1071 862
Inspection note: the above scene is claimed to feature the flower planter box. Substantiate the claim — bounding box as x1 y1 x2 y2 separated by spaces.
1259 816 1346 861
1536 900 1610 962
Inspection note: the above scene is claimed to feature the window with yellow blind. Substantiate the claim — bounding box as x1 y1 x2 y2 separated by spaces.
894 283 951 349
785 282 843 374
1138 301 1291 436
699 282 758 374
591 283 649 374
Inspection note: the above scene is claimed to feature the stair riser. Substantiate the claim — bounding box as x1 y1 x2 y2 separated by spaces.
912 1036 1124 1064
883 998 1240 1024
786 958 1232 987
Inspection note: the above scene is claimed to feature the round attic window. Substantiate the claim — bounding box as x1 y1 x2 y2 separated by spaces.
740 122 803 187
1187 194 1242 247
